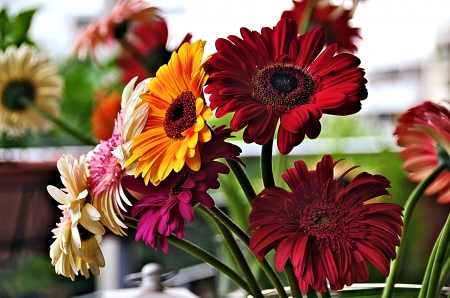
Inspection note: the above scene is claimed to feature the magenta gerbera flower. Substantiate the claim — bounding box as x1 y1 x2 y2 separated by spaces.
205 18 367 154
122 126 243 253
248 155 403 293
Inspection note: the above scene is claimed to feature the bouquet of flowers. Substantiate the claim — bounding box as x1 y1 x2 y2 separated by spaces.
3 0 450 297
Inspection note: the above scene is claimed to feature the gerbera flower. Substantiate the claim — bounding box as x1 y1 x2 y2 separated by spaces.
48 154 105 280
123 126 242 253
117 18 192 84
0 45 63 137
394 100 450 204
204 18 367 155
72 0 160 59
281 0 361 53
87 77 151 235
125 40 213 186
248 155 403 293
91 89 122 141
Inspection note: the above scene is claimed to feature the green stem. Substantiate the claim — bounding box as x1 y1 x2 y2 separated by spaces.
261 136 275 188
23 98 97 146
274 153 288 187
205 206 288 298
225 158 257 204
123 216 251 294
438 240 450 292
298 0 318 34
419 239 438 298
196 206 263 298
284 261 304 298
382 164 446 298
424 213 450 298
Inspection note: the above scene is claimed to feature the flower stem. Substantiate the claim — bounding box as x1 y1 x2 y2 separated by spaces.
22 98 97 146
382 163 446 298
298 0 318 34
123 216 251 294
261 136 275 188
226 158 257 204
423 212 450 298
205 206 289 298
283 261 304 298
196 206 263 298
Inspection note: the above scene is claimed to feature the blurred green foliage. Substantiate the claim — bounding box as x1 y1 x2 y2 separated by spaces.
0 8 36 51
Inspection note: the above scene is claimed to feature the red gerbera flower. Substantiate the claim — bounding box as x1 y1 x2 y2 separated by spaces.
281 0 361 53
122 126 242 252
394 100 450 204
117 18 192 84
204 18 367 155
248 155 403 293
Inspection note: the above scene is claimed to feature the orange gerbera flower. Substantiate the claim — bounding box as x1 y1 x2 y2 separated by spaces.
126 40 212 186
91 90 122 141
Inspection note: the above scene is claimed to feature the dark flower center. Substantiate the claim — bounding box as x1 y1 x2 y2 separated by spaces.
2 80 35 111
299 202 348 241
144 46 172 77
437 144 450 170
170 171 190 197
114 22 129 40
252 63 317 111
164 91 197 140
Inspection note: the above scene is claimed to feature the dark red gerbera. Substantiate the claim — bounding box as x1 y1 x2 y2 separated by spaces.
281 0 361 53
205 18 367 155
248 155 403 293
122 126 242 252
117 18 192 84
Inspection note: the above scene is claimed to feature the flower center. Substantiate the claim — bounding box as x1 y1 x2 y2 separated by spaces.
437 144 450 170
170 171 189 197
299 202 348 241
113 21 129 40
164 91 197 140
252 63 317 111
144 46 172 76
2 80 35 111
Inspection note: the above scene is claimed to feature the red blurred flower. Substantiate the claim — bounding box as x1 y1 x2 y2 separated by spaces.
123 126 243 253
281 0 361 53
72 0 160 59
248 155 403 293
117 18 192 84
394 100 450 204
205 18 367 155
91 90 122 141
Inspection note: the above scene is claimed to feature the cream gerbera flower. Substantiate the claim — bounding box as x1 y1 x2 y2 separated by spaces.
0 44 63 136
48 154 105 280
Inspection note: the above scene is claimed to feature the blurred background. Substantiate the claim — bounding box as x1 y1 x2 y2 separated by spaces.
1 0 450 297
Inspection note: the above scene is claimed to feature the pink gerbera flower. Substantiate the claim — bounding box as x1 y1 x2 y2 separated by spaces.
72 0 160 59
122 126 243 253
205 18 367 155
394 100 450 203
248 155 403 293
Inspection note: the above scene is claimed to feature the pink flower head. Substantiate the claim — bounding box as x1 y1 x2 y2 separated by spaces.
394 100 450 203
248 155 403 293
123 126 243 253
72 0 160 60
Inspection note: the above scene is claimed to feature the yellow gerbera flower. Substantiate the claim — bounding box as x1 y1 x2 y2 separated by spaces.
126 40 213 186
0 44 63 136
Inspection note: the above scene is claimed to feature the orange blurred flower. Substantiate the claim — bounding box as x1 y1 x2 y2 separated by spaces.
91 90 122 141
